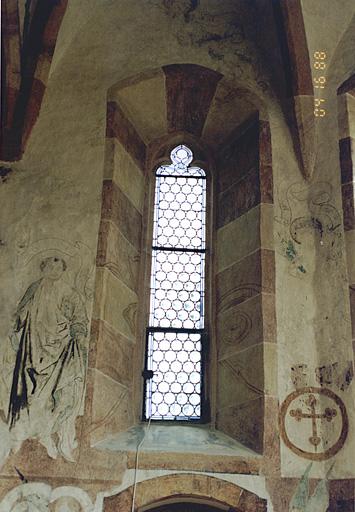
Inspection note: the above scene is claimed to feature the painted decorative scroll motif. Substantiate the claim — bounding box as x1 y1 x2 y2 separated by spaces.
275 181 342 276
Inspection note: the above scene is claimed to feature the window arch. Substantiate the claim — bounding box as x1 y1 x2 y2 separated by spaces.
143 144 207 421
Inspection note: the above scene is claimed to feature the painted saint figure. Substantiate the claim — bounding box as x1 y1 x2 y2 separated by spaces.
7 256 88 461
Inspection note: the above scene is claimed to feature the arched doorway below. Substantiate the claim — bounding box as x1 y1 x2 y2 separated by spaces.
103 474 267 512
141 498 230 512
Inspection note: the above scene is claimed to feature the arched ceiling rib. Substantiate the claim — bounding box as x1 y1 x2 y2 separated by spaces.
108 65 264 152
2 0 354 168
1 0 68 161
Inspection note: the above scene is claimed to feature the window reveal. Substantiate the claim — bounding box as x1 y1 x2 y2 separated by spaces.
143 145 207 421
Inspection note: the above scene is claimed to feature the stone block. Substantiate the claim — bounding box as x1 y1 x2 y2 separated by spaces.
217 396 264 453
93 268 138 341
217 250 262 313
261 249 275 293
217 249 274 313
218 116 259 194
328 499 354 511
217 344 264 409
345 229 355 283
260 162 273 204
217 167 261 228
103 137 115 180
238 489 268 512
259 121 273 204
329 479 355 512
96 219 140 293
106 101 146 169
342 182 355 231
217 294 264 358
216 205 261 273
293 95 316 179
113 140 145 213
260 203 274 250
262 395 281 476
263 343 278 396
339 137 354 185
261 292 277 342
126 451 260 475
89 318 134 387
101 179 142 250
348 94 355 139
350 285 355 341
90 369 134 445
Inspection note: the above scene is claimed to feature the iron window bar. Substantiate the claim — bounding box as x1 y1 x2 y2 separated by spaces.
155 173 206 180
152 246 206 253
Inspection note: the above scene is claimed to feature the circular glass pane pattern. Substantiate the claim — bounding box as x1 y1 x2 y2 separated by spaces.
153 176 206 249
149 250 205 329
146 144 206 421
145 331 202 420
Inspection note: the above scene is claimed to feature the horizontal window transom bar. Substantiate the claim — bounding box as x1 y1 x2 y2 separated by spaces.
147 327 205 334
152 246 206 253
156 173 206 180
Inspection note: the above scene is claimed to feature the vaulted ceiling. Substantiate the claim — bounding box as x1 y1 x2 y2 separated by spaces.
1 0 355 179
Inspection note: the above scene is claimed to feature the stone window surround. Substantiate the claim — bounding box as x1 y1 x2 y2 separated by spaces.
89 78 277 461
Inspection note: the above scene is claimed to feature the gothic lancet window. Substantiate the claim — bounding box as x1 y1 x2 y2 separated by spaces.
143 145 207 421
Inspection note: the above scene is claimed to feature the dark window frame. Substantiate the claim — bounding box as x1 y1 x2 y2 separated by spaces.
142 144 210 422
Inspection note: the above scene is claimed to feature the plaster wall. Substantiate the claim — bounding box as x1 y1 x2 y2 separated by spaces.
0 0 273 503
274 0 355 480
0 0 355 510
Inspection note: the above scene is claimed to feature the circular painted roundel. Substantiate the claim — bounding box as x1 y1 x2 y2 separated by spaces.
279 386 348 461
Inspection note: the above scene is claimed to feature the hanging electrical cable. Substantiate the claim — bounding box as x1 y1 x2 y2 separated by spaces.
131 392 153 512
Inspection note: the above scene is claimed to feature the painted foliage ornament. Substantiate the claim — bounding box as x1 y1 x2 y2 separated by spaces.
279 387 348 461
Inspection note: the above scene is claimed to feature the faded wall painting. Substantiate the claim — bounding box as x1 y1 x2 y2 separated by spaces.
279 387 348 462
0 240 94 463
289 463 329 512
0 482 93 511
275 181 343 277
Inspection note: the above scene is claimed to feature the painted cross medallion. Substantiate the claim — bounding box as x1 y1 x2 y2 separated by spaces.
279 387 348 460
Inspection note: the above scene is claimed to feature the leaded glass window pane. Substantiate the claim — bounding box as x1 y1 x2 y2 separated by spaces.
144 145 206 421
145 331 202 420
149 250 205 329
